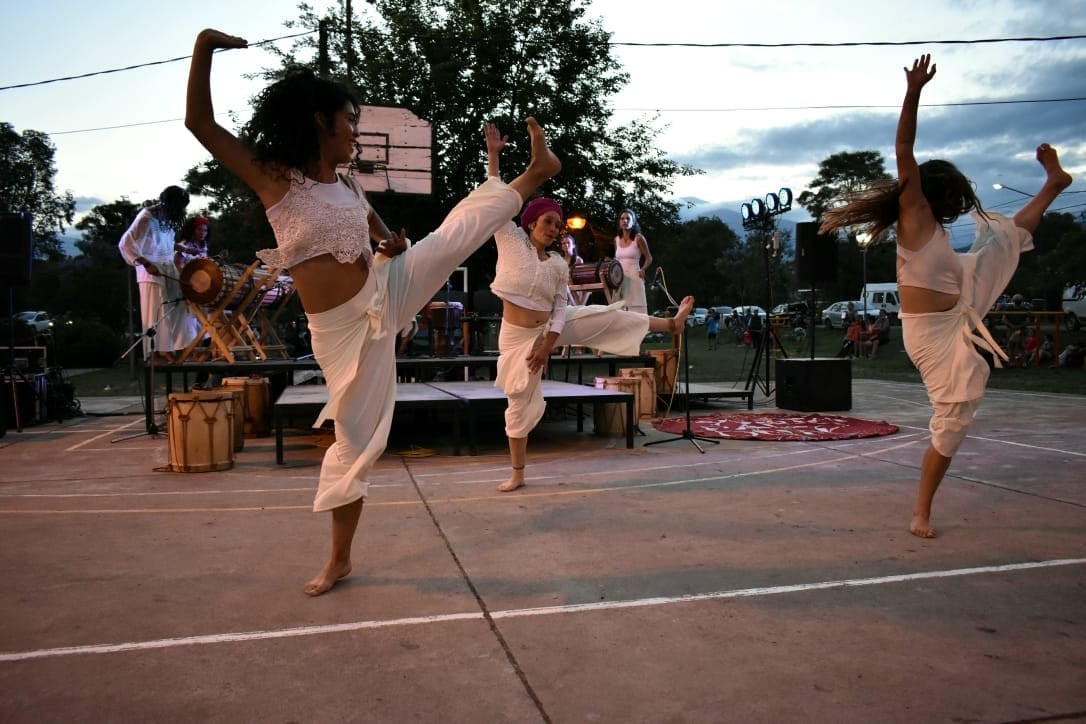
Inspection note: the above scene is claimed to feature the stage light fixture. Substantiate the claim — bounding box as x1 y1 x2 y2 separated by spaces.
765 192 780 213
750 198 766 219
778 187 793 210
741 203 754 224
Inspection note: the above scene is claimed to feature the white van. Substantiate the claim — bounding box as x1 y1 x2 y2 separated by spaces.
855 282 900 323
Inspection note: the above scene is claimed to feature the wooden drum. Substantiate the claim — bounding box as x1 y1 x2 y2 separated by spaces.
619 367 657 420
167 390 236 473
222 376 271 437
592 376 640 437
570 259 624 290
427 301 464 357
647 349 679 395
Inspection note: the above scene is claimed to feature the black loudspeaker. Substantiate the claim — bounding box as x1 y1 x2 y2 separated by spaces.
2 374 46 429
795 221 837 284
775 358 852 411
0 212 34 286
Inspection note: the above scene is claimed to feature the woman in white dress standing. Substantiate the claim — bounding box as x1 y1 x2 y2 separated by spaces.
614 209 652 314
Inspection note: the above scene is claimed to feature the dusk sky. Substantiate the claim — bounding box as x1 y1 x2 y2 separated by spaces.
2 0 1084 250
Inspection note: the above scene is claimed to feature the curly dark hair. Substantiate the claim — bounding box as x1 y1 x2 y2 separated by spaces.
819 159 986 240
155 185 190 233
240 67 359 173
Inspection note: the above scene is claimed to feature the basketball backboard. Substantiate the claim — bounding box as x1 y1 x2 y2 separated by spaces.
341 104 433 196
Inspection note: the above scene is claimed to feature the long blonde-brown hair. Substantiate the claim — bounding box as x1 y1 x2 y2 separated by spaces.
819 159 986 240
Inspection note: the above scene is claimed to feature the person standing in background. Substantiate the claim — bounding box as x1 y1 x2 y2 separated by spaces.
118 185 203 363
614 208 652 314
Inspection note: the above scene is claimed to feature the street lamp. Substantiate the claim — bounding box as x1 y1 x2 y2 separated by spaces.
992 183 1035 198
856 232 875 324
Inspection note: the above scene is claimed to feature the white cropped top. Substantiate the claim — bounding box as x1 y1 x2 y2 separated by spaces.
490 221 570 334
896 224 963 295
259 171 374 271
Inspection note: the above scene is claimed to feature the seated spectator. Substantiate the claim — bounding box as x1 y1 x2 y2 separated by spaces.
838 318 863 357
865 309 892 358
1001 293 1030 365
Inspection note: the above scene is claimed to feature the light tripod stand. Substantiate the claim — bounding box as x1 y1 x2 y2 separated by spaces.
644 269 718 453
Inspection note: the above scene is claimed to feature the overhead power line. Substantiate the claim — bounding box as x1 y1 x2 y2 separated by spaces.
0 31 314 92
612 34 1086 48
1 31 1082 93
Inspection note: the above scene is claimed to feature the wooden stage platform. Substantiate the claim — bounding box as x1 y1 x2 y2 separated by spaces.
272 380 636 462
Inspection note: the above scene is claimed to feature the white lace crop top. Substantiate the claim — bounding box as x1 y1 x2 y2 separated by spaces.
896 224 963 295
258 171 374 271
490 221 570 333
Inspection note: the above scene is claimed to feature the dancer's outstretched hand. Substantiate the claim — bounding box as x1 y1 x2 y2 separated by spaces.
484 123 508 155
904 54 936 93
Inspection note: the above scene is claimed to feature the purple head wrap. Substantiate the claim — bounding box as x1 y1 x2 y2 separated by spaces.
519 197 563 231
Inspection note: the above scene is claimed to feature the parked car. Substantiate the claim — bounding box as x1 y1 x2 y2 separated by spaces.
690 307 709 326
771 301 810 327
1062 282 1085 331
733 305 767 325
820 301 854 329
13 310 52 334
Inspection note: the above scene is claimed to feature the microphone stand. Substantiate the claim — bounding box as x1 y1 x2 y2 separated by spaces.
644 269 718 453
112 293 186 443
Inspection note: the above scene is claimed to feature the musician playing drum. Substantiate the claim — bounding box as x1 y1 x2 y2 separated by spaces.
117 185 203 364
485 124 695 493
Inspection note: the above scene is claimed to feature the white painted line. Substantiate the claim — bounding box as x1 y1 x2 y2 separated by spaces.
2 558 1082 663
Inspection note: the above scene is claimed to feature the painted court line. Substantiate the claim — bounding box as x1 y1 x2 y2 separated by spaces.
2 558 1082 663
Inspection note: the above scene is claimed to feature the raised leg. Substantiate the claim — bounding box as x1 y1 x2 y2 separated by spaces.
1012 143 1072 233
508 117 562 203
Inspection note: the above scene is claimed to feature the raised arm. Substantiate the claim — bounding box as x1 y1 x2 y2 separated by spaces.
186 29 283 208
484 123 508 179
895 54 938 246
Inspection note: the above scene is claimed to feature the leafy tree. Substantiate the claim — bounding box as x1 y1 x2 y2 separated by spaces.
797 150 891 223
796 150 895 303
74 198 141 266
650 216 742 311
0 122 76 261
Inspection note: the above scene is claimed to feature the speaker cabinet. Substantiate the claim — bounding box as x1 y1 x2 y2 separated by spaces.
795 221 838 284
0 212 33 286
775 358 851 411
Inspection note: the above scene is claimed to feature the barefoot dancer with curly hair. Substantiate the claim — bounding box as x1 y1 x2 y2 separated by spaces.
186 29 561 595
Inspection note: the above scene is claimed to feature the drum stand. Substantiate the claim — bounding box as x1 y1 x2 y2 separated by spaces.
643 273 718 454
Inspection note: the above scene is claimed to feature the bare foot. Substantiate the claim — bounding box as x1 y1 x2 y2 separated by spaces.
910 514 937 539
498 475 525 493
671 295 695 330
1036 143 1073 190
524 116 562 181
304 559 352 597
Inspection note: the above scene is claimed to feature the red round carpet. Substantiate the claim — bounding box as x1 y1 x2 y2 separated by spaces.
652 412 898 441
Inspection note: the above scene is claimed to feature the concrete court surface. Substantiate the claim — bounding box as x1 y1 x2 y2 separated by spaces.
0 378 1083 723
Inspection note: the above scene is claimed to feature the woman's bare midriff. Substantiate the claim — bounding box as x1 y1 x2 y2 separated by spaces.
501 300 550 328
899 285 960 314
289 255 369 313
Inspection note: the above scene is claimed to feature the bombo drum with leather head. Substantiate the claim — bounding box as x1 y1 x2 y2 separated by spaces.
167 390 236 472
570 260 624 290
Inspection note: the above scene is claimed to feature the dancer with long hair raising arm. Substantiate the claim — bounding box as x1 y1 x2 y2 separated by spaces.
186 30 560 595
819 55 1071 538
485 123 694 493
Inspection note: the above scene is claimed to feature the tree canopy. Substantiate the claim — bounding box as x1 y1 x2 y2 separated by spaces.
0 122 76 261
